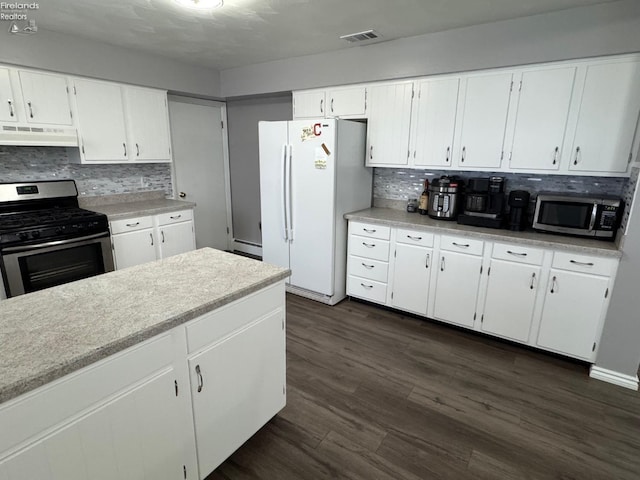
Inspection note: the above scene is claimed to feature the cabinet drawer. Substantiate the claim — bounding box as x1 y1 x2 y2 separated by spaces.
350 221 391 240
156 209 193 226
348 255 389 283
492 242 544 265
349 236 390 261
348 275 387 303
552 251 617 277
110 215 153 234
396 228 434 247
439 235 484 256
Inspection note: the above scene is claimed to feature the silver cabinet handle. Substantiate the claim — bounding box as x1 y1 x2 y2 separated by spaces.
407 235 423 241
362 242 375 248
360 283 373 289
550 276 557 293
125 222 140 227
461 146 466 163
331 98 334 113
195 364 204 392
570 260 594 267
530 272 536 290
452 242 470 248
553 146 559 165
27 100 33 118
507 250 527 257
363 228 377 233
425 254 430 269
123 142 127 157
136 143 140 157
149 232 154 246
7 99 14 117
361 263 375 269
320 98 323 114
370 145 373 160
170 214 182 220
179 192 186 198
161 230 165 243
445 146 450 163
573 146 580 165
440 256 445 271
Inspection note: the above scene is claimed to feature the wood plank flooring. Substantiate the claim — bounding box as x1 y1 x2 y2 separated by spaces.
207 294 640 479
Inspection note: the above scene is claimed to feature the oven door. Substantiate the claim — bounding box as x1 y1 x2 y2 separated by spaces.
0 232 114 298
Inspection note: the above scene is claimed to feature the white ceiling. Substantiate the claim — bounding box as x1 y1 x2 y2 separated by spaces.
29 0 618 70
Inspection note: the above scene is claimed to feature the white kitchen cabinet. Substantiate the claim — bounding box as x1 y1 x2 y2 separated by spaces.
454 72 513 169
567 59 640 174
326 86 367 118
157 214 196 259
0 68 17 123
292 90 325 118
123 86 172 162
411 77 459 168
187 285 286 475
391 242 433 316
366 82 414 166
347 222 391 304
72 78 129 162
507 67 576 171
112 228 157 270
17 70 72 126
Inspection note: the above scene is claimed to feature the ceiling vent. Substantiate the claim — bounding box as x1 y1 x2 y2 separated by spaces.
340 30 381 44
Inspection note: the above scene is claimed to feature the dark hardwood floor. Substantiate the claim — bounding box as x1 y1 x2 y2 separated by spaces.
208 294 640 479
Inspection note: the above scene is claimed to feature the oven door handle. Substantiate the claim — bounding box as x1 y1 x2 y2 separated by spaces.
2 232 109 253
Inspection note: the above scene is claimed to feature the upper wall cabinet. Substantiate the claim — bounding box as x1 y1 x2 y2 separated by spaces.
366 82 414 166
292 90 325 118
71 78 171 164
17 70 73 126
566 59 640 174
0 68 17 123
292 86 367 119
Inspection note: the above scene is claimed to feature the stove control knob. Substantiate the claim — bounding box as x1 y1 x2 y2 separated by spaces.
19 232 29 240
31 231 40 239
55 227 63 235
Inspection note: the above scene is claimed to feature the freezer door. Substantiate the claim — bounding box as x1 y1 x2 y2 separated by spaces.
288 119 337 295
259 121 290 270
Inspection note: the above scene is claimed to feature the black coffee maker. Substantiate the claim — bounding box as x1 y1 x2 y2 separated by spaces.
507 190 531 231
457 177 505 228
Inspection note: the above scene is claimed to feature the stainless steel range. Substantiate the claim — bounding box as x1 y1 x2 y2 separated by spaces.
0 180 114 298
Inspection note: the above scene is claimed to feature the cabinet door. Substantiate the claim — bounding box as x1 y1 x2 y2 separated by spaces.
73 79 129 162
327 87 366 117
432 251 482 327
18 71 72 126
293 90 325 118
112 229 157 269
366 83 414 166
0 68 17 123
568 60 640 173
508 67 576 171
411 77 459 167
124 87 171 162
158 221 195 259
537 269 609 360
481 259 540 343
189 308 286 477
456 72 513 168
391 243 432 315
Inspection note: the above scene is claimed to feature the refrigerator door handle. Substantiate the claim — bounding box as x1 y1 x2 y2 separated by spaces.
287 143 294 242
281 144 289 241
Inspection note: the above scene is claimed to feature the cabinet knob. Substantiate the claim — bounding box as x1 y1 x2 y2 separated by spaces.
179 192 187 198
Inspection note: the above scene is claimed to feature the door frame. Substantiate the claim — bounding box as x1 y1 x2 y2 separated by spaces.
167 95 234 250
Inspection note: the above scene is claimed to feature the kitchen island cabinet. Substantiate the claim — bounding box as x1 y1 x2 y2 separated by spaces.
0 248 289 480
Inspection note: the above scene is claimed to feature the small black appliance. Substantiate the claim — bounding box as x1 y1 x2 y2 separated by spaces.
457 176 505 229
507 190 531 231
427 176 463 220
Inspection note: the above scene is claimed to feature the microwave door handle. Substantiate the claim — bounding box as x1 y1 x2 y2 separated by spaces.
588 202 598 231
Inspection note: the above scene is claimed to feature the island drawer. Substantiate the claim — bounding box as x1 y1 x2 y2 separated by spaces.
439 235 484 256
349 221 391 240
396 228 434 247
156 209 193 226
348 275 387 303
349 236 390 261
185 282 284 354
552 251 617 277
492 242 544 265
348 255 389 283
110 215 153 234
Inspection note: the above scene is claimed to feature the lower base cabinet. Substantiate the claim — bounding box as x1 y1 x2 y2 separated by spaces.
391 243 432 315
0 282 286 480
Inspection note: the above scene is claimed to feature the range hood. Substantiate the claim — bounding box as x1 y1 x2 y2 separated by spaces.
0 125 79 147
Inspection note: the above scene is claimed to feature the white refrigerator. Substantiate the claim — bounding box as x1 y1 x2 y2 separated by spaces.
259 119 372 305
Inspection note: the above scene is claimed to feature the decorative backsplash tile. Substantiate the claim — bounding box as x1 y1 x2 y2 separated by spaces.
0 147 173 197
620 166 639 233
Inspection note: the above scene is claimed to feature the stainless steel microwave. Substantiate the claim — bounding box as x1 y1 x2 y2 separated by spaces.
532 193 623 240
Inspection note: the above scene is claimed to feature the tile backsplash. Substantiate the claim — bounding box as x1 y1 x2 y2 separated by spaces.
0 147 173 197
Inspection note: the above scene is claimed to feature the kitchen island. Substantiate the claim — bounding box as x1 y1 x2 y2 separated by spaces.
0 248 290 479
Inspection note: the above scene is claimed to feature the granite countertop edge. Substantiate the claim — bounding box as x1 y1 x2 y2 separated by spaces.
345 208 622 258
87 199 197 221
0 269 290 405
